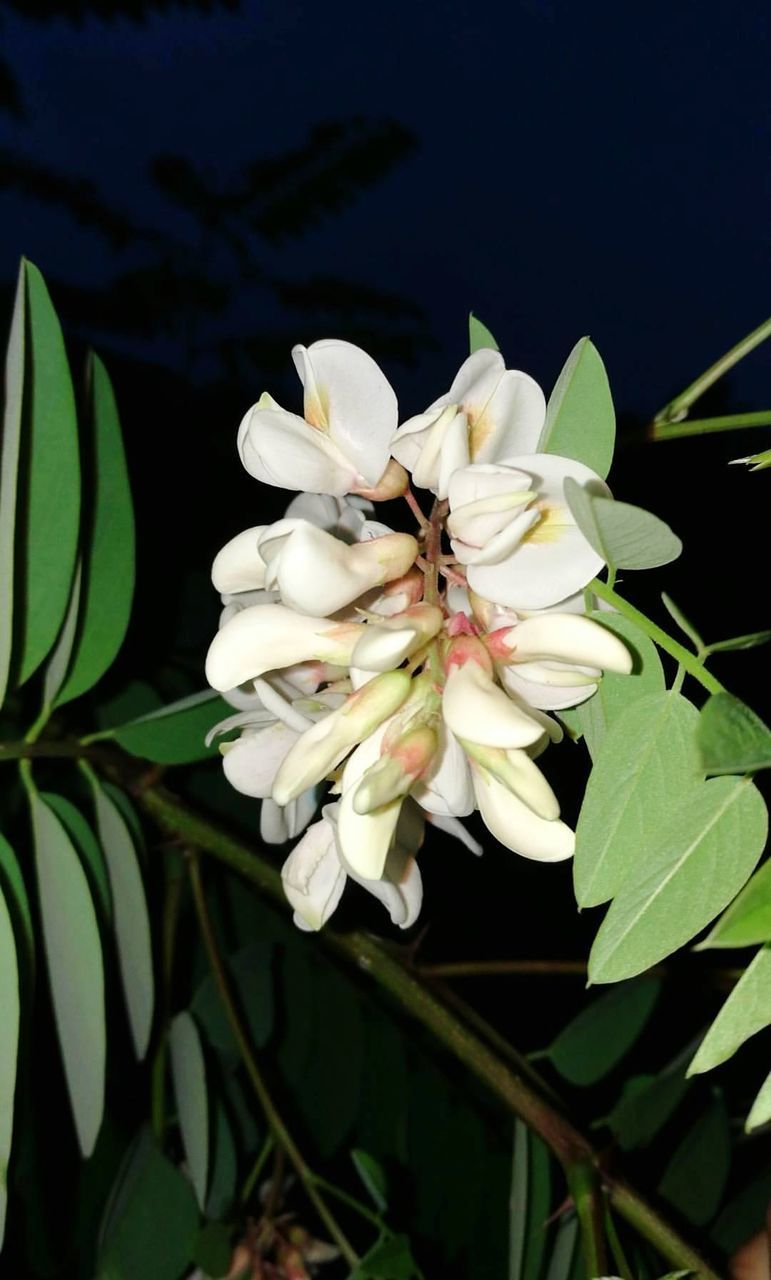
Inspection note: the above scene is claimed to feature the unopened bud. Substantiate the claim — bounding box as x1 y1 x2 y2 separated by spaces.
459 739 559 819
354 457 409 501
353 724 438 813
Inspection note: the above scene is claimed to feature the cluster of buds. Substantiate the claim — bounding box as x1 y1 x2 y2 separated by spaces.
206 340 632 930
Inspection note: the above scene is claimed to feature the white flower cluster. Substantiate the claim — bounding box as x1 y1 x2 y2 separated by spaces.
206 340 632 931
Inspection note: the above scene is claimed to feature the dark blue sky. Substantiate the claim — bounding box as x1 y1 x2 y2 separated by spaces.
1 0 770 420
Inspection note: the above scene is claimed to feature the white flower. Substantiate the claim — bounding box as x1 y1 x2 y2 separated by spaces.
488 611 633 711
448 455 609 609
237 339 406 497
391 349 546 495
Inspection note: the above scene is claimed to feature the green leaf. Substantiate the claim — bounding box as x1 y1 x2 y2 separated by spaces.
538 337 615 479
106 690 231 764
574 692 702 907
712 1164 771 1254
0 263 26 708
206 1102 237 1221
559 611 665 757
98 1129 199 1280
509 1119 551 1280
41 560 82 709
192 940 274 1060
351 1148 388 1212
607 1067 689 1150
42 791 111 920
28 781 105 1156
545 978 660 1085
698 692 771 775
705 629 771 656
468 312 500 353
56 353 135 705
169 1012 209 1212
16 261 81 686
0 877 20 1248
698 858 771 949
0 828 34 981
746 1070 771 1132
352 1233 419 1279
544 1214 578 1280
193 1222 232 1278
88 772 154 1058
589 779 768 983
564 477 682 571
659 1095 730 1226
688 946 771 1075
660 593 705 654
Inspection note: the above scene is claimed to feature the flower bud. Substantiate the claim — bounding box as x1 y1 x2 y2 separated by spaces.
351 603 443 671
471 763 575 861
459 739 559 819
205 603 364 691
353 724 438 813
211 525 268 594
354 457 409 501
501 613 632 673
442 649 544 749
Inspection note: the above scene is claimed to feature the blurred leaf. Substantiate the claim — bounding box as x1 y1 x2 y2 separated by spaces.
539 337 615 478
42 791 111 920
544 1214 578 1280
660 593 704 654
193 1221 232 1278
102 781 146 856
688 946 771 1075
88 771 154 1058
0 57 24 120
105 690 230 764
545 978 660 1085
0 827 34 981
15 261 81 686
352 1233 420 1279
169 1012 209 1211
607 1068 689 1151
56 353 135 705
28 782 105 1156
0 875 20 1248
560 612 665 757
206 1102 237 1221
698 858 771 949
97 1128 198 1280
351 1149 388 1212
469 313 500 353
293 964 364 1158
42 560 82 709
565 478 681 572
509 1119 551 1280
95 678 161 729
574 692 702 908
746 1070 771 1132
357 1011 408 1164
192 940 274 1061
659 1095 730 1225
712 1164 771 1253
0 263 25 708
589 779 768 983
704 629 771 657
698 693 771 776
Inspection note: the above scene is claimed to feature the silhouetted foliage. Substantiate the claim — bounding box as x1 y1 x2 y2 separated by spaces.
0 56 23 118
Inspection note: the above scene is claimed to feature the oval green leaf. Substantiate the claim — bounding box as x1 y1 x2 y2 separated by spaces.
698 858 771 950
659 1095 730 1225
746 1071 771 1132
28 783 105 1156
56 353 135 706
538 337 615 479
589 778 768 984
468 312 500 353
0 828 34 982
545 978 660 1085
169 1011 208 1211
0 263 26 708
560 610 665 758
41 560 82 710
88 771 154 1058
607 1068 689 1151
698 692 771 776
574 692 703 908
564 477 682 572
16 261 81 686
0 877 20 1248
42 791 111 920
688 946 771 1075
106 689 232 764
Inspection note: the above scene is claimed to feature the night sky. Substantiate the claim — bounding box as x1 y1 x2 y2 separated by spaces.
2 0 770 421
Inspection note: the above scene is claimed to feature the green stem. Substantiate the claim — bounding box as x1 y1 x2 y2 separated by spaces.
590 578 726 695
568 1163 607 1276
309 1173 390 1234
240 1133 275 1207
652 410 771 441
130 783 721 1278
187 853 359 1269
604 1206 635 1280
654 315 771 424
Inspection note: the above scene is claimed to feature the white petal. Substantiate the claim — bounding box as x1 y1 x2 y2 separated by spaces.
222 722 298 798
470 370 546 463
293 340 398 487
442 662 544 749
260 798 288 844
205 604 363 691
391 406 447 473
238 401 357 494
460 741 560 820
281 819 347 931
437 349 505 414
211 527 267 593
272 523 418 616
472 766 575 861
499 663 597 712
412 725 475 816
336 722 403 878
452 508 540 566
507 614 632 673
425 811 484 855
448 462 533 510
